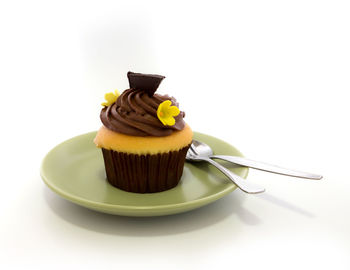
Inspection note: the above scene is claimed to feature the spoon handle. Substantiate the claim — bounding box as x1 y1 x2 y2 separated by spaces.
204 158 265 194
211 155 322 180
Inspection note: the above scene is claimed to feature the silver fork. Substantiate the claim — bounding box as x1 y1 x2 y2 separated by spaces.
186 144 266 194
191 139 322 180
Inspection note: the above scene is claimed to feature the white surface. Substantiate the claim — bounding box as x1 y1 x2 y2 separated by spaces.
1 0 349 269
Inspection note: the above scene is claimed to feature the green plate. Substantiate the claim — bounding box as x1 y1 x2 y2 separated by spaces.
40 132 248 217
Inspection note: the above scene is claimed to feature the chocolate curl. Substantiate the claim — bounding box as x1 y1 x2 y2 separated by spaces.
127 71 165 96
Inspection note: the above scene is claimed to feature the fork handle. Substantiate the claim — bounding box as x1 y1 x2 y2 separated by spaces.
211 155 322 180
204 158 265 194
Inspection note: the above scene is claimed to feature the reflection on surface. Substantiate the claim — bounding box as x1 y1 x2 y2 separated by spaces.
182 163 233 200
44 186 261 237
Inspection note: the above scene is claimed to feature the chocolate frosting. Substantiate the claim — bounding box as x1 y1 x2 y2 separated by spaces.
100 89 186 137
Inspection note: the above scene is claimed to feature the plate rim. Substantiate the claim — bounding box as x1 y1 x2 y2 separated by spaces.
40 131 248 213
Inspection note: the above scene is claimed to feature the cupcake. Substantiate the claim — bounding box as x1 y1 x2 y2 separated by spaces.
94 72 193 193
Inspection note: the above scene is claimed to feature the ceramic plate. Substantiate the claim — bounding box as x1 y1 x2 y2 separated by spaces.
41 132 248 217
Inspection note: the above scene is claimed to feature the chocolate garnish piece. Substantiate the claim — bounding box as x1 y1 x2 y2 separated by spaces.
127 71 165 96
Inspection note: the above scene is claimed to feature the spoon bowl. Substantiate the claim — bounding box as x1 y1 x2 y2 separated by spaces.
186 140 266 194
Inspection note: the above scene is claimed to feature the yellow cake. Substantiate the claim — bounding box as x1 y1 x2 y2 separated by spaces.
94 124 192 155
94 71 192 193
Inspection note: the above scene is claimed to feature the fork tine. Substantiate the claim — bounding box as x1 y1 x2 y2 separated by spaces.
187 147 195 156
189 144 198 155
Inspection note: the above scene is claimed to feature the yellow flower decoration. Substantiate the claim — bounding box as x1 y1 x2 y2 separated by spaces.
101 90 120 107
157 100 180 126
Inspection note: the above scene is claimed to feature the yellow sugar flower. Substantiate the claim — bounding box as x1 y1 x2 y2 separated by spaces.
101 90 120 107
157 100 180 126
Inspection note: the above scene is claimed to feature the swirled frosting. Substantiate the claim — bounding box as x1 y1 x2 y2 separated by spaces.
100 89 186 137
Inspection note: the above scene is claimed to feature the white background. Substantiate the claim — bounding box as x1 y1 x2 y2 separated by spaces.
1 0 349 269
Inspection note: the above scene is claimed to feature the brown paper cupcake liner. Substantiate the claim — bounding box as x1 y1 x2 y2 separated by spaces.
101 145 190 193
